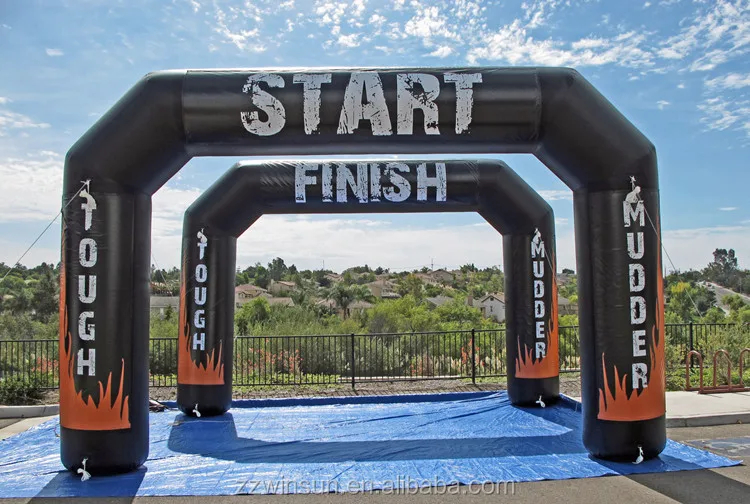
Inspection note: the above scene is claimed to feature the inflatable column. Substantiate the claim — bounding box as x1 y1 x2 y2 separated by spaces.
577 180 666 460
176 221 236 416
504 220 559 406
59 181 150 473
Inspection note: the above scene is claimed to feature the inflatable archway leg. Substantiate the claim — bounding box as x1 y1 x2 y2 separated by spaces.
59 186 150 473
176 225 235 416
577 187 666 461
504 222 559 406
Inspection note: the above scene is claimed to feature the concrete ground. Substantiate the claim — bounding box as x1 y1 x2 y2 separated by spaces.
0 421 747 503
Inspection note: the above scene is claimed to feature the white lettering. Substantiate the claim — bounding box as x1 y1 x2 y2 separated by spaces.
535 341 546 359
534 279 544 298
632 329 646 357
322 163 333 202
77 348 95 376
194 309 205 329
632 363 648 389
444 73 482 134
78 275 96 304
292 73 331 134
79 238 97 267
629 263 645 292
195 264 208 283
197 240 207 260
369 164 381 202
630 295 646 325
533 260 544 278
535 300 545 318
195 287 207 306
241 73 286 136
397 73 440 135
192 333 206 351
79 189 97 231
78 311 95 341
383 163 411 202
295 163 318 203
627 232 644 259
336 164 368 203
623 200 645 227
337 72 392 135
416 163 446 201
624 192 649 390
531 240 545 259
535 321 545 339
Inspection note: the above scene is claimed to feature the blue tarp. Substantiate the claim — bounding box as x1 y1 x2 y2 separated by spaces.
0 392 740 497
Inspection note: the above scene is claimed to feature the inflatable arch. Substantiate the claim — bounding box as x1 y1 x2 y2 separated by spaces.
60 67 665 474
176 159 559 416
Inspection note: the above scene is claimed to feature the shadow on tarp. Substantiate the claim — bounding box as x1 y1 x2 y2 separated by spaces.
33 467 146 500
166 409 583 464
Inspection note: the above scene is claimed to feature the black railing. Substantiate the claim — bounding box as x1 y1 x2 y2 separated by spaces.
1 323 747 390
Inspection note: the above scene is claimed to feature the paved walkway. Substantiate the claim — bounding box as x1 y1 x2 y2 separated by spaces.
666 391 750 427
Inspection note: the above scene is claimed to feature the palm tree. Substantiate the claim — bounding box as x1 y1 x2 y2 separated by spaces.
326 283 371 318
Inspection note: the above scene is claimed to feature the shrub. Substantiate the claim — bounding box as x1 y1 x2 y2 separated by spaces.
0 375 44 405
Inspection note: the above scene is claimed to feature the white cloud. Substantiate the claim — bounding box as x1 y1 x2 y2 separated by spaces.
657 100 670 110
404 4 457 47
662 225 750 271
0 152 63 222
0 109 50 136
45 48 63 57
428 45 453 57
719 207 738 211
538 189 573 201
337 33 361 48
467 22 654 67
657 0 749 69
698 96 750 137
0 97 10 105
705 72 750 90
233 215 569 272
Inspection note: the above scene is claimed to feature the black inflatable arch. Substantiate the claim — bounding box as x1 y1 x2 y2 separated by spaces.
60 67 665 474
176 159 559 416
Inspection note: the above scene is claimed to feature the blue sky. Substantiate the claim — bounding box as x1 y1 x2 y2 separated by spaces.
0 0 747 272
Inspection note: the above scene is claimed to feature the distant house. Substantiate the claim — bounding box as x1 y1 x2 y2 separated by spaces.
267 297 295 307
365 279 398 298
150 296 179 318
324 273 342 284
426 295 454 308
235 284 270 308
269 280 297 296
430 269 455 284
316 298 372 318
558 296 578 316
471 293 506 322
557 273 575 286
414 273 439 286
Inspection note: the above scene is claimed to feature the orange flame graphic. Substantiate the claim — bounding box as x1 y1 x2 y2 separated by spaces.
597 213 666 421
516 254 559 379
59 228 130 430
177 257 225 385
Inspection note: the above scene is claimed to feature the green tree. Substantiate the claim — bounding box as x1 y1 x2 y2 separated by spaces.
235 297 271 334
326 283 370 318
267 257 288 282
397 274 424 300
31 267 58 320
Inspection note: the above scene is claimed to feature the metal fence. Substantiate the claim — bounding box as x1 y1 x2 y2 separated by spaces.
1 323 747 390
